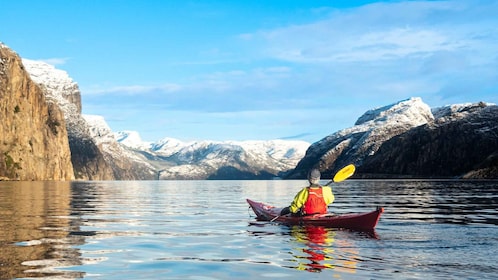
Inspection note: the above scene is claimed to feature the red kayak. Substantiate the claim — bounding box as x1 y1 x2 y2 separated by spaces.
247 199 383 230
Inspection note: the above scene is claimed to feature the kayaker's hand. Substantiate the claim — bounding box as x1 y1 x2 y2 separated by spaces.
280 206 291 216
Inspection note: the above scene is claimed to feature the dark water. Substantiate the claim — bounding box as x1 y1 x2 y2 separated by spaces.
0 180 496 279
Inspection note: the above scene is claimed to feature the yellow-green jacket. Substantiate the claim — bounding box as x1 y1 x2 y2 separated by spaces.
289 185 334 214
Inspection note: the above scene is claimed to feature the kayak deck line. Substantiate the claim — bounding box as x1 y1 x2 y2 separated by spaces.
247 199 384 231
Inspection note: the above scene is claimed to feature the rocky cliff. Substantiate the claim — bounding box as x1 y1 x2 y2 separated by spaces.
287 98 498 179
0 44 74 180
21 59 115 180
22 59 156 180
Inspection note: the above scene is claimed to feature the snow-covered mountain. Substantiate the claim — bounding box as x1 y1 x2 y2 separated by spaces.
22 58 83 130
358 101 497 178
288 97 434 178
115 131 310 179
288 97 497 179
115 130 152 150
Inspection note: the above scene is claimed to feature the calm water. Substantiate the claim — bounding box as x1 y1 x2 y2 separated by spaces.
0 180 497 279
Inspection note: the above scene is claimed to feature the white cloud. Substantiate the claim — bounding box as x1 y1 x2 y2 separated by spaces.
243 1 497 65
38 57 71 65
84 83 182 95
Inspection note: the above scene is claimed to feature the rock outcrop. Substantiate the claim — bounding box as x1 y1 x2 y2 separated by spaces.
0 44 74 180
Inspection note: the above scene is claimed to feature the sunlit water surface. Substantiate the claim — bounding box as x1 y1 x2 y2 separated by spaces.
0 180 497 279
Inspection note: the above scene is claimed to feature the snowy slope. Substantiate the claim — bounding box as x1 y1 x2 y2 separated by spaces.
22 59 82 114
319 97 432 156
432 101 495 123
21 59 93 141
83 115 156 178
83 115 154 167
115 131 152 150
288 97 435 178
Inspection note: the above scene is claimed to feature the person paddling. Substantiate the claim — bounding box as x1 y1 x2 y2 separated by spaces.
280 169 334 216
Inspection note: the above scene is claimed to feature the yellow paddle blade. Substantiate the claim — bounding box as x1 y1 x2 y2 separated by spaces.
333 164 356 182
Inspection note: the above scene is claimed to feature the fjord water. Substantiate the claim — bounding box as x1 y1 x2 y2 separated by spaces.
0 180 496 279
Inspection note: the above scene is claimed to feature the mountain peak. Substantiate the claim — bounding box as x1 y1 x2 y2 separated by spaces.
115 130 152 150
355 97 433 126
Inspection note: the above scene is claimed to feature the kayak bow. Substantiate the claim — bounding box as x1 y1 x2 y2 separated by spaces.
247 199 383 230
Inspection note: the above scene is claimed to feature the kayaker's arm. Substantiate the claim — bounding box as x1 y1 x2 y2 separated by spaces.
280 188 308 215
322 186 335 205
289 188 309 214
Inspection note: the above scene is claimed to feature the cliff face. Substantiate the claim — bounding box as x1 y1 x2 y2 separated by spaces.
22 59 158 180
0 44 74 180
21 59 115 180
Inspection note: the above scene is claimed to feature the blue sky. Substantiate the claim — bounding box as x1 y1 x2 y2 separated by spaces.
2 0 497 142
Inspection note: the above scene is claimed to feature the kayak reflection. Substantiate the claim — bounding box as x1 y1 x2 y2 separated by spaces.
289 226 359 273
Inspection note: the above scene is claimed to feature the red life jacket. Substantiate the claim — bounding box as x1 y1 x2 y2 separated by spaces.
303 187 327 215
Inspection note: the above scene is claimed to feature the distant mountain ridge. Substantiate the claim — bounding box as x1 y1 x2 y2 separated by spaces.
114 131 310 179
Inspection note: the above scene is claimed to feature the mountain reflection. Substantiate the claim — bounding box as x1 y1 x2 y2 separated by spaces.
0 181 85 279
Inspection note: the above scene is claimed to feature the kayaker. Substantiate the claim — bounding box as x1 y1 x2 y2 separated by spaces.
280 169 334 216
